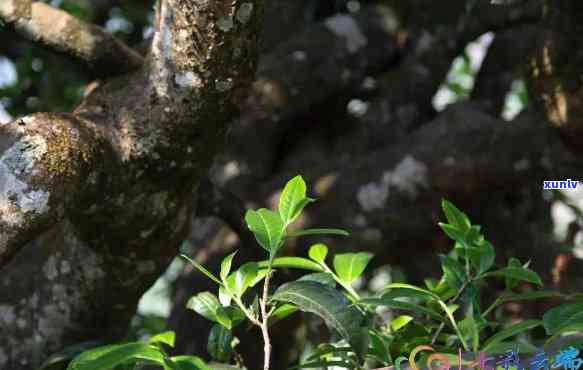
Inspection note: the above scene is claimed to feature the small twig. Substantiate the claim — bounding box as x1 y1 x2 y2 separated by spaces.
260 268 273 370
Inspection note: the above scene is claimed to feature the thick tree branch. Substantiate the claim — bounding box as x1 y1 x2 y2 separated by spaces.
526 0 583 152
0 0 264 369
0 0 143 77
212 5 403 185
0 113 102 268
471 26 538 116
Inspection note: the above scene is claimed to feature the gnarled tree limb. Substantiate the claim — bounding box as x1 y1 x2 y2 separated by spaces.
0 0 143 77
0 0 264 369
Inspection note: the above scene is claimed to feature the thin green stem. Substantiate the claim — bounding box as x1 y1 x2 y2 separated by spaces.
481 296 503 318
431 278 473 348
322 265 360 301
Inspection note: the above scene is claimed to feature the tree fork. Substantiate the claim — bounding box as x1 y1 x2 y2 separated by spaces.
0 0 264 368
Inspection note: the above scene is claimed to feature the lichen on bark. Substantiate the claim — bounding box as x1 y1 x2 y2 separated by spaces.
0 0 264 368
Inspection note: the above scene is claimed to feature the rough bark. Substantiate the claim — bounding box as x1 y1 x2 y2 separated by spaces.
0 0 264 368
526 0 583 151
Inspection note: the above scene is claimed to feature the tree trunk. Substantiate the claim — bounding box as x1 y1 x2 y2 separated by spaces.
0 1 264 368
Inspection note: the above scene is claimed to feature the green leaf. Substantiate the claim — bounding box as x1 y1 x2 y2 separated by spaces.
439 223 467 245
215 306 233 330
41 341 102 370
380 283 469 351
67 343 165 370
269 304 299 326
224 306 246 326
477 240 495 274
288 228 349 238
218 286 232 307
249 269 268 287
234 262 258 297
543 302 583 335
245 208 284 253
333 252 373 284
290 198 316 223
258 257 323 271
181 255 222 286
390 315 414 332
442 199 471 232
149 331 176 348
271 281 364 355
369 331 391 364
187 292 221 322
482 320 542 351
459 316 479 352
220 252 237 282
298 272 336 287
484 266 543 287
440 255 466 289
546 324 583 348
359 297 444 322
279 175 307 225
207 324 233 363
308 243 328 264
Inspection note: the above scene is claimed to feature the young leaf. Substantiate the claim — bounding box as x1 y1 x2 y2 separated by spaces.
482 320 542 351
390 315 414 332
279 175 307 225
187 292 221 322
308 243 328 264
271 281 364 355
245 208 284 253
207 324 233 363
333 252 373 284
483 266 543 287
234 262 258 297
287 228 349 238
149 331 176 348
290 198 316 223
543 302 583 335
218 286 232 307
181 254 223 286
439 223 467 245
442 199 471 233
220 252 237 282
